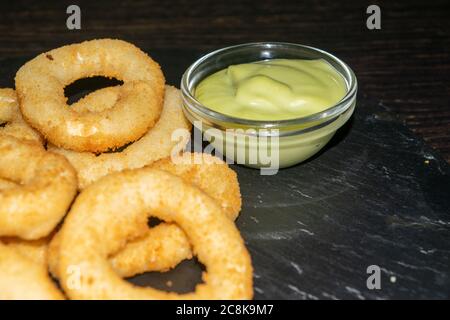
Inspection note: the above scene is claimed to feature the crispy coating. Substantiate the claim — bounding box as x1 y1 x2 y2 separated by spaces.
0 88 43 145
105 153 241 277
56 168 253 299
0 135 77 240
0 178 18 190
49 222 191 279
0 89 13 120
1 235 52 266
0 242 64 300
109 223 192 276
150 153 242 220
48 153 242 278
72 85 120 113
15 39 165 152
49 85 191 189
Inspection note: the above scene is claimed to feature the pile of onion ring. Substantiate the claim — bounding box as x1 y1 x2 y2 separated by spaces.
49 85 191 189
48 152 242 278
0 39 253 300
54 167 252 299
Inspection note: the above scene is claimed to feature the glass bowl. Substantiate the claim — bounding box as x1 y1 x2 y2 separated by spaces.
181 42 357 174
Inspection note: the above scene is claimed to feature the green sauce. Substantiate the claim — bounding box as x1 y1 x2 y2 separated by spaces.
195 59 347 121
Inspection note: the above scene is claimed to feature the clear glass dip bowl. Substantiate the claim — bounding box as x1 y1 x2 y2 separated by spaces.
181 42 357 173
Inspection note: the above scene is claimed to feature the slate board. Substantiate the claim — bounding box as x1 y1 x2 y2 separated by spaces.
1 50 449 300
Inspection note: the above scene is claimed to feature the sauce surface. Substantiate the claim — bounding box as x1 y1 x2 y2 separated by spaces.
195 59 347 121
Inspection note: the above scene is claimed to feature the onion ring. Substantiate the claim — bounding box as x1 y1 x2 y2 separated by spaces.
0 241 64 300
56 168 253 299
49 222 190 279
15 39 165 153
49 152 242 278
0 135 77 240
109 153 242 277
49 85 191 189
0 88 43 145
149 153 242 220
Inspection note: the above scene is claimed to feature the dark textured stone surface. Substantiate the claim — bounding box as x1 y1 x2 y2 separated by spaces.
1 52 449 299
233 102 450 300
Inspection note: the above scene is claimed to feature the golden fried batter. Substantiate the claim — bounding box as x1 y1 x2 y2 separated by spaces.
56 168 253 299
0 136 77 240
0 242 64 300
49 85 191 189
0 88 43 145
16 39 165 152
49 153 242 278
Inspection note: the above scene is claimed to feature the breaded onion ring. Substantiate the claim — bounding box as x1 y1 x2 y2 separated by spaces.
109 153 242 277
49 222 190 279
150 153 242 220
49 153 242 278
0 135 77 240
15 39 165 153
0 242 64 300
56 168 253 299
0 88 43 145
49 85 191 189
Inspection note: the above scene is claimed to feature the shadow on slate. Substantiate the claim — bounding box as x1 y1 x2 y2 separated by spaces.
1 50 449 299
